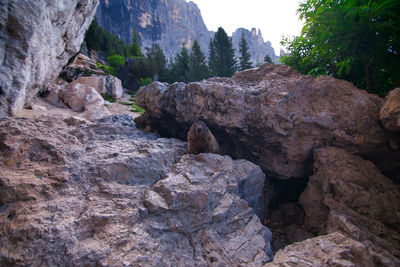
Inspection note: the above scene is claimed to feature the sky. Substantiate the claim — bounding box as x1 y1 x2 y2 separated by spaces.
189 0 304 56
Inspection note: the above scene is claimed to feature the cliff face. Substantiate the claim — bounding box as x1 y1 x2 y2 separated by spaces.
95 0 212 60
0 0 99 118
232 28 277 64
95 0 276 62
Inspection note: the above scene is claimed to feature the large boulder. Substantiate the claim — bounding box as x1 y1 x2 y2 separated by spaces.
0 115 272 266
62 79 106 112
135 64 400 180
299 147 400 266
380 88 400 132
59 53 107 82
0 0 99 118
265 232 374 267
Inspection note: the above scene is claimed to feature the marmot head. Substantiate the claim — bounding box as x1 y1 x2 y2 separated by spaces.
190 121 209 137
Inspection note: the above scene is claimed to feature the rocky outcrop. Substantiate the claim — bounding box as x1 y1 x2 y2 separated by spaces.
380 88 400 132
0 0 99 118
265 232 374 267
44 54 123 120
95 0 212 60
299 147 400 266
95 0 277 62
0 114 272 265
134 64 400 181
232 28 277 64
59 54 107 82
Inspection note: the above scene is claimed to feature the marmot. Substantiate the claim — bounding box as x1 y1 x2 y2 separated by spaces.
187 121 219 154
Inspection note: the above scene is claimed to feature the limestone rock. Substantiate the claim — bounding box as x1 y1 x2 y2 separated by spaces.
105 75 123 99
95 0 276 63
232 28 276 64
60 53 107 82
135 64 400 180
0 0 99 118
95 0 212 60
380 88 400 132
0 114 272 266
62 79 104 112
265 232 374 267
299 147 400 266
44 78 69 108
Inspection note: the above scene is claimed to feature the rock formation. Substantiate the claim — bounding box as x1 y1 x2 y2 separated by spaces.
95 0 276 62
0 0 99 118
380 88 400 132
265 232 375 267
232 28 277 64
134 63 400 181
44 53 123 121
299 147 400 266
0 114 272 266
95 0 212 60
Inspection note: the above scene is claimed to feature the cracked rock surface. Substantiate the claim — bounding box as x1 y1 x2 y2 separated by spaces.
0 114 271 266
135 64 400 181
0 0 99 118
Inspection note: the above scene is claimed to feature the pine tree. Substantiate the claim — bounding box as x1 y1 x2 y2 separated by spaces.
187 40 209 82
208 27 236 77
239 32 252 71
145 44 167 81
127 31 141 58
264 54 272 63
208 39 217 76
170 44 190 82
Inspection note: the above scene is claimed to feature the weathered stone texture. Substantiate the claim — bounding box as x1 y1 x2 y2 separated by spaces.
299 147 400 266
135 64 400 181
0 0 99 118
0 114 271 266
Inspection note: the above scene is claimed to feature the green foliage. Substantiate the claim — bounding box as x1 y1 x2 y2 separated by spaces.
102 92 116 103
96 62 114 74
106 54 125 75
168 44 190 83
187 40 210 82
239 32 253 71
145 44 168 81
209 27 237 77
264 54 273 63
139 77 152 86
131 103 145 114
118 100 145 114
84 19 127 57
280 0 400 95
126 44 168 90
126 31 142 58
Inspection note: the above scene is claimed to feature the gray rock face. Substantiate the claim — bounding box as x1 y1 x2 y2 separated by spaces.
0 114 272 266
0 0 99 118
95 0 212 60
134 64 400 181
265 232 374 267
299 147 400 266
95 0 277 62
232 28 277 64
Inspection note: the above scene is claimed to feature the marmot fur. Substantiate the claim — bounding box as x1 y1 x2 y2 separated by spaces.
187 121 219 154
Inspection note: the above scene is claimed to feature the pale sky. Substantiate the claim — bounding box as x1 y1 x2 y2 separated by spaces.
189 0 304 56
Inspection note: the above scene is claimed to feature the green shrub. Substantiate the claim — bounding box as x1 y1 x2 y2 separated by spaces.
139 77 152 87
106 54 125 75
96 62 114 75
102 92 115 102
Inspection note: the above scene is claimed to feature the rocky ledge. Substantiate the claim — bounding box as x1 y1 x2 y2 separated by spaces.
135 63 400 182
0 114 272 266
135 63 400 266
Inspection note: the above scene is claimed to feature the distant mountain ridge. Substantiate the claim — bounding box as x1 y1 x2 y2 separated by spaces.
95 0 276 63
